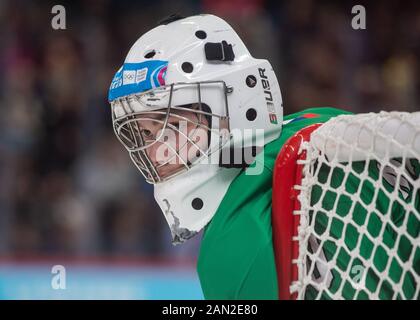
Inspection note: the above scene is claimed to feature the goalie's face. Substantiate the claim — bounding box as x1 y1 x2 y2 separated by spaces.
115 105 210 183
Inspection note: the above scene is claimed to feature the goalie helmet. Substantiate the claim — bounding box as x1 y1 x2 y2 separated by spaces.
108 14 283 244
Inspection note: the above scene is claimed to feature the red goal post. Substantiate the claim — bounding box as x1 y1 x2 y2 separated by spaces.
272 112 420 300
272 124 322 300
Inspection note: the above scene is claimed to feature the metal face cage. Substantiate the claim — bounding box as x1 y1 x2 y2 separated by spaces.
111 81 232 184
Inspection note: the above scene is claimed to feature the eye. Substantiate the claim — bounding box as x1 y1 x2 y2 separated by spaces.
141 129 154 139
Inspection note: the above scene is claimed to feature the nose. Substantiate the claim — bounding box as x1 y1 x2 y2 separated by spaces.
146 140 163 165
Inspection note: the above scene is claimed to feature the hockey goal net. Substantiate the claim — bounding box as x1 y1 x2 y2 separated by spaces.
272 111 420 300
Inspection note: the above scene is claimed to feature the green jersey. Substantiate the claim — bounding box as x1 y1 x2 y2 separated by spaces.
197 107 352 299
197 107 420 300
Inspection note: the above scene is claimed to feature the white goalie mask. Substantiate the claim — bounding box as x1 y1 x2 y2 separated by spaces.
108 14 283 244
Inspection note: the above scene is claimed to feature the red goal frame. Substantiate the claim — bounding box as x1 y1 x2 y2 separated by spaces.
272 124 322 300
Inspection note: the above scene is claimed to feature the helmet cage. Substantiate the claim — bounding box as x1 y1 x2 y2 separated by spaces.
111 81 232 184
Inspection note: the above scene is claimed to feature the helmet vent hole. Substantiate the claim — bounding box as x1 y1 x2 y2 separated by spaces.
246 75 257 88
182 62 194 73
246 108 257 121
192 198 203 210
195 30 207 39
144 50 156 59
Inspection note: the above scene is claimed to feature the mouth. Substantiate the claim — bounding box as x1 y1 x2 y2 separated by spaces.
155 162 184 178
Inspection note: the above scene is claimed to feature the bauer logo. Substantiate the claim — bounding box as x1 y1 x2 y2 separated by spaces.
258 68 278 124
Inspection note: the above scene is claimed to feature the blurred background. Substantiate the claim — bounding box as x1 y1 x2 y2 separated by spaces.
0 0 419 299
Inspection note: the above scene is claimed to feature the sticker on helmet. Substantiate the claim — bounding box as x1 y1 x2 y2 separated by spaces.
108 60 168 102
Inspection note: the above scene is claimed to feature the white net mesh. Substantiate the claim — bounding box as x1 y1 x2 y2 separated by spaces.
294 111 420 300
